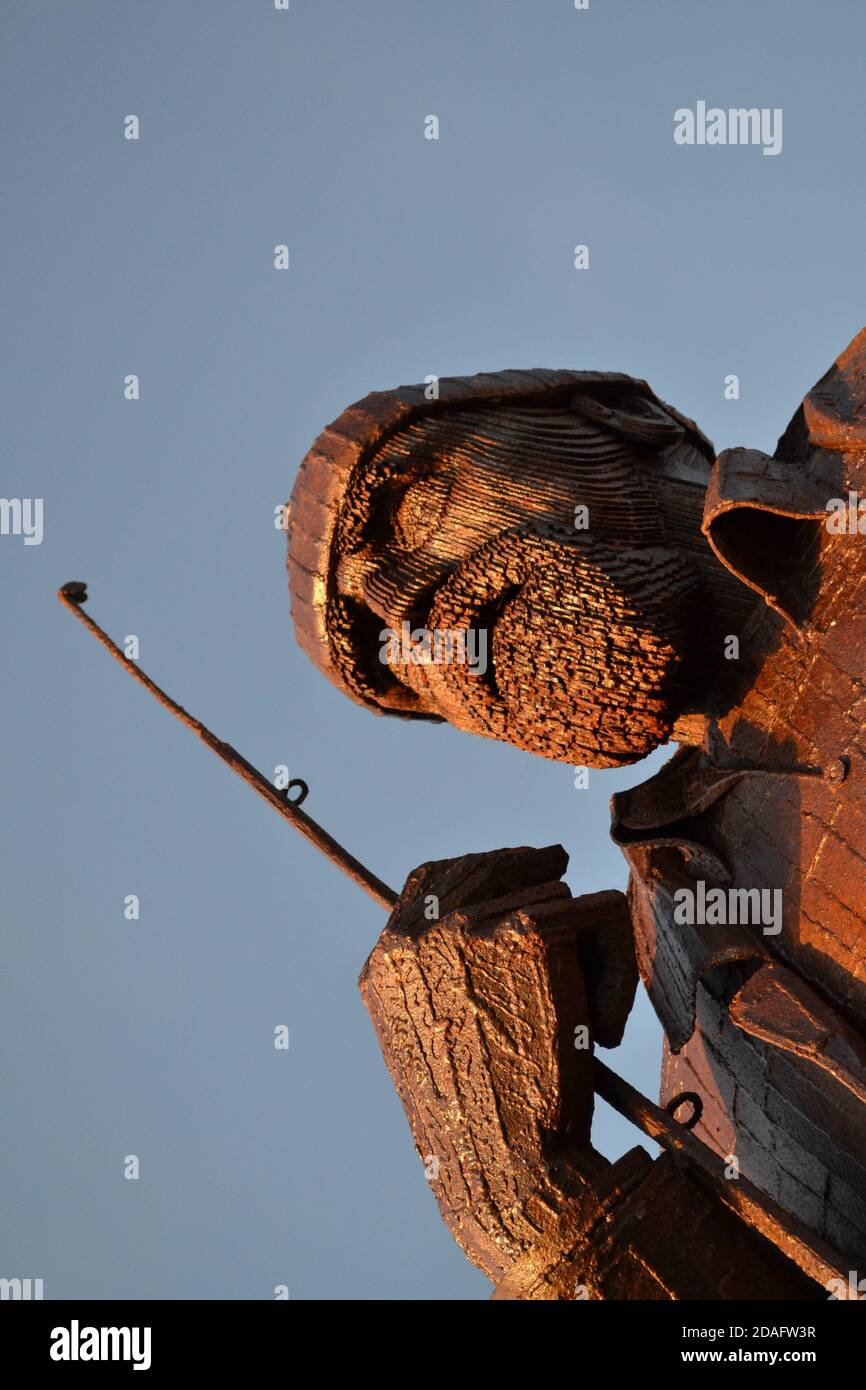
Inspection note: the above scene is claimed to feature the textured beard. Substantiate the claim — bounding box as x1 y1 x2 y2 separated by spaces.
413 528 698 767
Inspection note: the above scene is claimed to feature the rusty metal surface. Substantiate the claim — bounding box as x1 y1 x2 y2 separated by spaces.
287 329 866 1297
360 847 824 1299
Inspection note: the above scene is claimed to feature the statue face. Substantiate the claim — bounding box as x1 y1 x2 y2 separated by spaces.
331 402 704 767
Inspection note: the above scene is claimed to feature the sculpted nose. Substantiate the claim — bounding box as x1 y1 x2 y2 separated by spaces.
336 546 445 630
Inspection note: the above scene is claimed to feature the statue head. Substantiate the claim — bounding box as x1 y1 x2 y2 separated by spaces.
287 369 749 766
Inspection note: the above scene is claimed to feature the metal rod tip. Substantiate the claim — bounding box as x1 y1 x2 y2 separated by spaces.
59 581 88 604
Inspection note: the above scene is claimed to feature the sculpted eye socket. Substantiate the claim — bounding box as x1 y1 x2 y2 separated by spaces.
393 472 452 551
344 469 419 552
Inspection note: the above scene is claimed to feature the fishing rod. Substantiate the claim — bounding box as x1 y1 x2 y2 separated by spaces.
56 581 397 911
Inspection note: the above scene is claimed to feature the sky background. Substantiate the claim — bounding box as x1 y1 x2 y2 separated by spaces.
2 0 865 1300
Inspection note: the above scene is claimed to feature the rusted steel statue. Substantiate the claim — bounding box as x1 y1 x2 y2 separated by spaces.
284 328 866 1298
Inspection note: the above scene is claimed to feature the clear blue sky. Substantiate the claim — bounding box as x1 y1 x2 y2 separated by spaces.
2 0 865 1299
